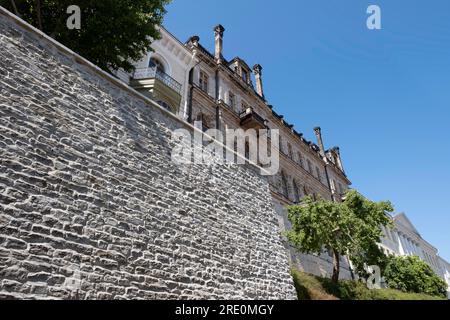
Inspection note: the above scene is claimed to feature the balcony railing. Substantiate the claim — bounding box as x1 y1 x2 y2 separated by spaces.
239 107 267 130
132 67 182 94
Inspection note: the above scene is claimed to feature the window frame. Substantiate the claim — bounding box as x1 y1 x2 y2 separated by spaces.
199 70 209 93
241 100 249 113
228 91 235 109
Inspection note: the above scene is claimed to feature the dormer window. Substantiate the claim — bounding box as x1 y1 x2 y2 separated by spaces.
229 58 251 85
242 70 248 83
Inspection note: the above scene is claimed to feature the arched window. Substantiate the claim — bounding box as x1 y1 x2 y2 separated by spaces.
303 185 309 196
292 180 300 203
281 171 289 199
307 159 313 173
297 152 304 168
149 57 165 73
287 143 293 159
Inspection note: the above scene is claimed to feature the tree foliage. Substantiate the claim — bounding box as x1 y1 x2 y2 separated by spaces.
349 241 389 279
1 0 170 72
384 255 448 298
287 190 393 283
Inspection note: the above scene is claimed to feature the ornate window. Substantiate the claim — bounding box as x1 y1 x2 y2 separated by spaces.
242 70 248 83
331 179 337 193
287 143 293 159
199 70 209 93
241 100 249 113
338 183 344 195
281 172 289 199
307 159 313 173
228 92 235 109
303 186 309 196
316 166 322 181
149 57 165 73
297 152 304 168
293 180 300 203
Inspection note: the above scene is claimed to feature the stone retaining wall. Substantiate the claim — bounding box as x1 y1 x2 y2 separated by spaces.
0 7 296 300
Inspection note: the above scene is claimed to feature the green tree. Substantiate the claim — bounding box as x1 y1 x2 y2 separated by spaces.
384 255 447 298
2 0 170 72
349 241 389 280
287 190 393 283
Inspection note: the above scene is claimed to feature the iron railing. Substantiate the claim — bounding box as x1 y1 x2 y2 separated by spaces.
239 107 267 126
133 67 182 94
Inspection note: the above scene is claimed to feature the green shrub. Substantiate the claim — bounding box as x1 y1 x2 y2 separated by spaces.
384 256 448 299
291 268 445 300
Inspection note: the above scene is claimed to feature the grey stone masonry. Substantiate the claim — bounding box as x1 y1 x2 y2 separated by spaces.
0 8 296 300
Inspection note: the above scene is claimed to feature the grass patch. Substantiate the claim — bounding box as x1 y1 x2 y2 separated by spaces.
291 268 444 300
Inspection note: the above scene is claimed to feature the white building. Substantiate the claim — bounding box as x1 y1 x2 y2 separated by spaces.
380 213 450 298
438 257 450 299
115 26 196 118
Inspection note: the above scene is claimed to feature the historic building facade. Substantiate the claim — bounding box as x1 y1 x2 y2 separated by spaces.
380 213 450 298
117 24 450 288
117 24 354 279
115 27 195 117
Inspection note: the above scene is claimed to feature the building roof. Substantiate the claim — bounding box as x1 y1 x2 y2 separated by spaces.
393 213 421 237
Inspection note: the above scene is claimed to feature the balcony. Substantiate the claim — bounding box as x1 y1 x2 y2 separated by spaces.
130 67 182 113
239 107 267 130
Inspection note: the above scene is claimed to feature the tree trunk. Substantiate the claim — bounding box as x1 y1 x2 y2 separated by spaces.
35 0 43 30
10 0 20 17
331 249 340 283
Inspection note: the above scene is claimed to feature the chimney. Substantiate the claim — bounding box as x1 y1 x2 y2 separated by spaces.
332 147 345 173
214 25 225 62
253 64 264 98
190 35 200 47
313 127 325 157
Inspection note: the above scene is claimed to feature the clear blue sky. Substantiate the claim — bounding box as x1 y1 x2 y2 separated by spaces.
163 0 450 261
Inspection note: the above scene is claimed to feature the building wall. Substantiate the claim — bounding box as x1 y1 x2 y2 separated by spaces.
438 257 450 299
380 213 450 297
0 8 296 300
